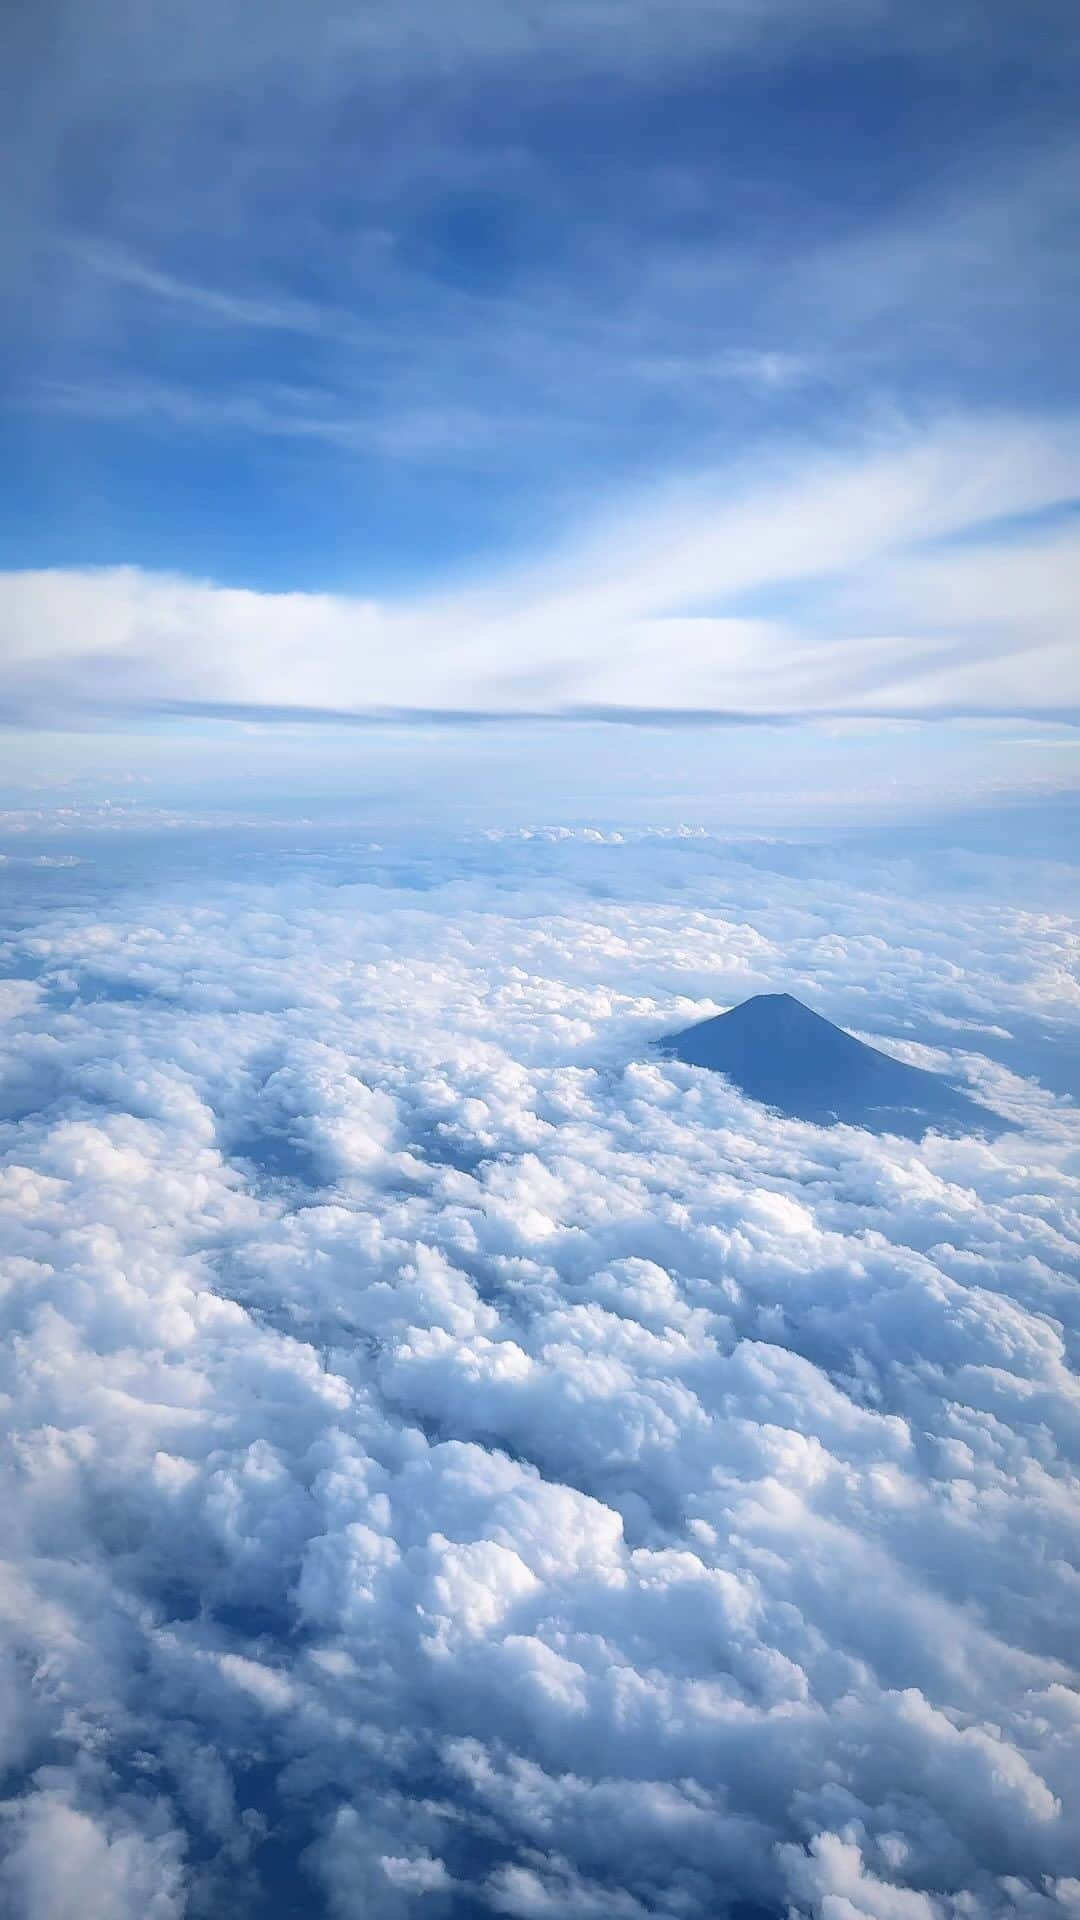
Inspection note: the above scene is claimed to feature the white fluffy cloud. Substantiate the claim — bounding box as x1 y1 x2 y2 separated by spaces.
0 827 1077 1918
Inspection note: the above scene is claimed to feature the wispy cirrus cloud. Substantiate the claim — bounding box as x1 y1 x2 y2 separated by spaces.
3 413 1079 727
32 375 503 460
6 0 1078 572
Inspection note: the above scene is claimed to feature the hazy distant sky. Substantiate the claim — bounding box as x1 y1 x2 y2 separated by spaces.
3 0 1079 777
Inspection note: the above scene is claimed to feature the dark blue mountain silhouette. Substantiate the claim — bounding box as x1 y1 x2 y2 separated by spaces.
660 993 1005 1138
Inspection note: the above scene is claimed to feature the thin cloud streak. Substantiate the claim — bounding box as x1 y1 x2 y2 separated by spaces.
4 413 1080 726
31 377 503 461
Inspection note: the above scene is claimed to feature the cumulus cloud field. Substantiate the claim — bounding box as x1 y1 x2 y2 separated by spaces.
0 822 1077 1919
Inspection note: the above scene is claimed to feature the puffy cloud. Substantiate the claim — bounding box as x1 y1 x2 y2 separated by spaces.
0 1786 187 1920
0 825 1077 1917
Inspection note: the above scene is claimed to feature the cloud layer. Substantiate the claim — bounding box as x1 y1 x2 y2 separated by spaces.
1 826 1078 1918
5 415 1080 726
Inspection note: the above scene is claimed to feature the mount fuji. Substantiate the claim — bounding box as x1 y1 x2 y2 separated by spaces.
661 993 1005 1138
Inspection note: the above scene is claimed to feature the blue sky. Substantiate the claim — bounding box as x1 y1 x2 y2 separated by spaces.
2 0 1079 794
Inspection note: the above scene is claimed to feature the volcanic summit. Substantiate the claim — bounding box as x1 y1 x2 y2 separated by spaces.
661 992 1003 1138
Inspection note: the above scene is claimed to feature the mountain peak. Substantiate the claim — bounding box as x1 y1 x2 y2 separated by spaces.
729 991 824 1020
660 993 1004 1139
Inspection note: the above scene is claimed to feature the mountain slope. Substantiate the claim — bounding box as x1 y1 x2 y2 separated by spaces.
660 992 1004 1138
